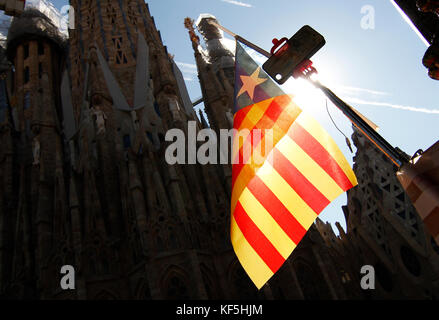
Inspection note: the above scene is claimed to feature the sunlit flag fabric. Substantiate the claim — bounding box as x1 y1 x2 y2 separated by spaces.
397 141 439 245
231 42 358 289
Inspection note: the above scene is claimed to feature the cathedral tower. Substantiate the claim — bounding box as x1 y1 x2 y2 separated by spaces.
59 0 232 299
185 15 234 134
316 128 439 299
0 44 14 296
1 8 67 298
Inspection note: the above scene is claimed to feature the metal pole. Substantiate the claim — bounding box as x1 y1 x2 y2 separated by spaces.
208 20 271 58
311 80 405 167
209 21 407 167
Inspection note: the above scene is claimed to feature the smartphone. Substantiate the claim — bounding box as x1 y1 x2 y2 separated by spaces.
263 25 326 84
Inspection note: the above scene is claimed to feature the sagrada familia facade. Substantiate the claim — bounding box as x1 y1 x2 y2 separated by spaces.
0 0 438 300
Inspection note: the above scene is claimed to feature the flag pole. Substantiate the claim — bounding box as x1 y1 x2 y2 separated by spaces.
209 20 271 58
209 21 408 168
310 80 407 167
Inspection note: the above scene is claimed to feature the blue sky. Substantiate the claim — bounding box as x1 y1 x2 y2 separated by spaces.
48 0 439 233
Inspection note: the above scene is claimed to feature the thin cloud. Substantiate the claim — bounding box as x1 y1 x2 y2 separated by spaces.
176 61 197 82
221 0 253 8
336 85 389 96
176 62 197 75
344 96 439 115
175 61 437 115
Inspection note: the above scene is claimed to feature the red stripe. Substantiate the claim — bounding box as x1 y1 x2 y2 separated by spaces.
232 132 268 188
232 99 286 186
234 201 285 273
232 133 256 186
233 105 252 130
232 163 245 189
233 101 279 163
247 176 307 245
289 123 354 191
263 98 283 123
270 148 330 214
239 130 266 164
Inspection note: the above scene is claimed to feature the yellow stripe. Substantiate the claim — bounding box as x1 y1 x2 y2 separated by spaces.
232 98 275 160
232 128 253 161
284 98 302 117
243 98 274 130
274 101 302 133
257 161 318 229
232 164 254 213
296 113 358 187
235 99 271 147
232 129 272 166
276 135 344 201
231 122 285 213
231 119 301 213
237 114 257 135
233 96 300 162
239 187 296 259
231 216 274 289
232 131 253 164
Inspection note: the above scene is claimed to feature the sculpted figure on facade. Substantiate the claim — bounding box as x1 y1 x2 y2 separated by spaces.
32 133 41 166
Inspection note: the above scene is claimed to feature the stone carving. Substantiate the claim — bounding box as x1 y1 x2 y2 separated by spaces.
92 107 107 135
168 96 182 122
32 134 40 166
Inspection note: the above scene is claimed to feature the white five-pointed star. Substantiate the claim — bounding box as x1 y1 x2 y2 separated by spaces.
237 67 268 100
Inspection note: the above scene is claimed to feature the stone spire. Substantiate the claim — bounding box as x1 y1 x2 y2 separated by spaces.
0 8 68 298
59 0 225 299
196 14 235 77
185 15 233 135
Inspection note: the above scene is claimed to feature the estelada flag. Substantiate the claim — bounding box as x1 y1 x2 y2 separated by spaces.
397 141 439 244
231 42 358 289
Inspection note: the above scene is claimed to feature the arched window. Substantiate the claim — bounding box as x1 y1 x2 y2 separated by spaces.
38 42 44 55
123 134 131 149
127 3 138 27
24 66 30 84
87 11 96 31
24 44 29 59
112 36 128 65
23 91 30 110
162 267 190 300
167 276 189 299
168 227 178 248
106 4 117 25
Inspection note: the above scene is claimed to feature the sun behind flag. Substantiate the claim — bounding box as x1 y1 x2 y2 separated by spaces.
231 41 358 289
